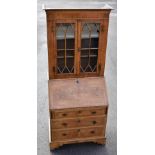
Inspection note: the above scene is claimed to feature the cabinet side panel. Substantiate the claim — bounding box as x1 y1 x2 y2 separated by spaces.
47 13 55 79
100 12 110 76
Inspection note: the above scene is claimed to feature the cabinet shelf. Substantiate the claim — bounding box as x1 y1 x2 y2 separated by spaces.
57 35 99 40
81 48 98 50
57 48 98 51
81 55 97 58
57 55 97 59
57 49 74 51
57 56 74 59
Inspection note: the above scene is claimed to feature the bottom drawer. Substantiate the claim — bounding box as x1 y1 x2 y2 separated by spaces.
79 126 105 138
52 126 105 141
52 128 78 141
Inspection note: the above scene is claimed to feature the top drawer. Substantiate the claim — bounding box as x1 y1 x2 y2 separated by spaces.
51 106 107 119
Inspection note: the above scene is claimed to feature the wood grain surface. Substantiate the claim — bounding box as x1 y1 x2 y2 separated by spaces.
49 77 108 109
45 7 112 150
51 115 106 129
46 9 111 79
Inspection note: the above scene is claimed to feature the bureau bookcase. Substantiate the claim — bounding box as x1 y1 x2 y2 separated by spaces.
45 6 112 149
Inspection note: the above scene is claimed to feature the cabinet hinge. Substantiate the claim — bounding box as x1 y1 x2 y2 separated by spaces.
101 25 104 32
53 66 55 72
51 25 54 32
98 64 101 73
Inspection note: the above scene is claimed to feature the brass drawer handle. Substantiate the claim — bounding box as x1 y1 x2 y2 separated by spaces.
92 121 97 125
62 123 67 126
90 131 95 134
62 113 67 117
92 111 96 115
62 133 67 136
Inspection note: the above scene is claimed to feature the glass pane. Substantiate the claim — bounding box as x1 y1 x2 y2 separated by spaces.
81 49 89 57
56 23 75 74
91 38 99 48
80 23 100 73
57 58 65 73
57 50 64 58
81 23 90 38
56 24 65 40
81 38 89 48
66 57 74 73
90 49 98 57
80 57 89 72
66 39 74 49
90 55 97 72
91 23 100 38
66 50 74 57
66 24 74 39
57 40 65 49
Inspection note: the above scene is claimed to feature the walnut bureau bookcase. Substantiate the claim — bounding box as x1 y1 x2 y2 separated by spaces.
44 5 112 150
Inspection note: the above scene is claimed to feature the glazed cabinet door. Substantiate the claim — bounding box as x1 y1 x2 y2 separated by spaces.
78 21 103 76
53 20 77 78
49 20 104 79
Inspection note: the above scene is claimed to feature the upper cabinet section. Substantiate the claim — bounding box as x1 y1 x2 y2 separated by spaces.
45 6 112 79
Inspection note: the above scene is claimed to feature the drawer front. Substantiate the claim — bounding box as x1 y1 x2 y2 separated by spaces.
52 116 106 129
77 108 107 117
51 111 76 119
52 126 105 141
51 107 107 119
52 128 79 141
79 126 105 138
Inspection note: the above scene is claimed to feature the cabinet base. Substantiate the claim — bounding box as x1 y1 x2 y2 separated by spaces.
50 137 106 150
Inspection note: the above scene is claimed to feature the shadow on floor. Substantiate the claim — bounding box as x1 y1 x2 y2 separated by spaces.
51 142 109 155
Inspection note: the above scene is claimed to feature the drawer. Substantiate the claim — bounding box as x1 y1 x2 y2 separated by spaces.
51 107 107 119
52 116 106 129
51 111 76 119
77 108 107 117
52 126 105 141
79 126 105 138
52 128 79 141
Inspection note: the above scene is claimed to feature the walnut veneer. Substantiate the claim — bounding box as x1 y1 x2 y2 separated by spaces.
44 5 112 149
49 77 109 149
